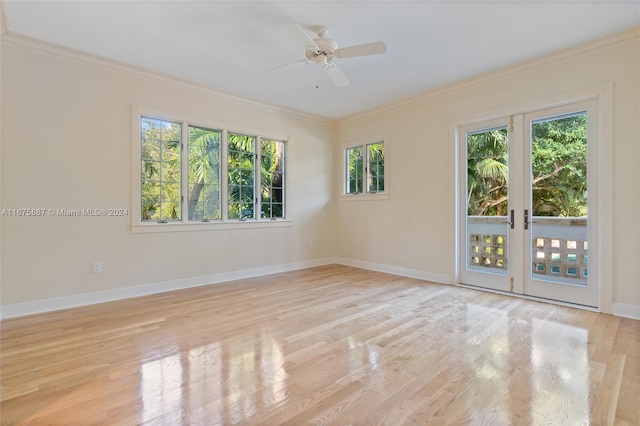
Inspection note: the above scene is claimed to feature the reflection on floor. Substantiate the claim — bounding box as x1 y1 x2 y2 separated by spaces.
1 265 638 424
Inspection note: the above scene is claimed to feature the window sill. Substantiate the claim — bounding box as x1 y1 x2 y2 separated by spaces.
131 219 293 234
340 193 389 202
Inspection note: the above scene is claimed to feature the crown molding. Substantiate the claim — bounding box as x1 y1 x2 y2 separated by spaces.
339 26 640 126
1 32 337 127
3 25 637 128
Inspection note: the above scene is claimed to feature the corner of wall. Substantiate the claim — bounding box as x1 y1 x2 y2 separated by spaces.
0 1 9 35
335 257 450 285
0 0 5 313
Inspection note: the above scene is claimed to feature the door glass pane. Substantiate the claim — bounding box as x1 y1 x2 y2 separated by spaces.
466 126 509 274
530 112 588 285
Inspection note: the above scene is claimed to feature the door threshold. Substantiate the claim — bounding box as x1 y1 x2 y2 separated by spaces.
457 283 600 312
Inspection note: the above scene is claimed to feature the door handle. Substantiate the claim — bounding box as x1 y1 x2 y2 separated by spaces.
506 209 515 229
524 209 537 229
504 209 514 229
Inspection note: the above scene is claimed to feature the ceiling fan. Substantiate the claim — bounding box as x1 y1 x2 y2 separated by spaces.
271 24 387 88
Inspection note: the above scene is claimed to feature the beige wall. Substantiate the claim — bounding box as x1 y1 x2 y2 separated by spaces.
0 3 5 312
2 29 639 315
336 30 639 311
1 38 336 306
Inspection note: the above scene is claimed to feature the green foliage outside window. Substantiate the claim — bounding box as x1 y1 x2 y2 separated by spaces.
227 133 256 220
189 126 221 221
141 117 286 222
466 128 509 216
141 118 181 221
261 139 285 218
346 146 363 194
466 113 587 218
346 142 384 195
367 142 384 192
531 114 587 217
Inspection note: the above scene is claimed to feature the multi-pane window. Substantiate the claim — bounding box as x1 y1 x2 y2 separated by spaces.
141 118 182 221
139 115 286 224
261 139 285 218
346 146 363 194
345 141 385 195
227 133 256 220
367 142 384 193
188 126 221 221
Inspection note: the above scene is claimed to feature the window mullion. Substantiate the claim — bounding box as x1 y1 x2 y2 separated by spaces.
255 136 261 220
363 144 368 193
253 136 262 220
221 129 229 221
180 122 189 223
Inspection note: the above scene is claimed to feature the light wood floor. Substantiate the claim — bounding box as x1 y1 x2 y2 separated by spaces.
1 265 638 425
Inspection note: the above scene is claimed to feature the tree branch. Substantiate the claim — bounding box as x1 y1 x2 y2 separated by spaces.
532 164 565 185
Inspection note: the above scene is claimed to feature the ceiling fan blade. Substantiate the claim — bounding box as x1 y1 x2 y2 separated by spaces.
286 24 319 49
325 64 349 88
269 59 309 72
334 41 387 59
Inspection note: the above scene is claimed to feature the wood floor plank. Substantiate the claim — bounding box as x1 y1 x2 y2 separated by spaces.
1 265 638 425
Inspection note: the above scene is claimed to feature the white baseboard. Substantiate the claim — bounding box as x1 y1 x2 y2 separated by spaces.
335 257 450 284
4 257 633 321
0 258 336 319
612 303 640 320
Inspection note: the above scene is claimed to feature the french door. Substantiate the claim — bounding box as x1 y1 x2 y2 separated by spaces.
459 100 599 308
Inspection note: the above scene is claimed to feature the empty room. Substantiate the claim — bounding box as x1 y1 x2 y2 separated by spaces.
1 1 639 424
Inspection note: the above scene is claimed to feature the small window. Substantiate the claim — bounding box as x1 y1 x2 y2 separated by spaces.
344 140 385 197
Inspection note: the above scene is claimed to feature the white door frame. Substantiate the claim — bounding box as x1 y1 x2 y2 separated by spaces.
451 84 613 313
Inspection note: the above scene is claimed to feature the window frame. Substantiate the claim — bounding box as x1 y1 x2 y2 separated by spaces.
131 105 291 233
341 136 388 201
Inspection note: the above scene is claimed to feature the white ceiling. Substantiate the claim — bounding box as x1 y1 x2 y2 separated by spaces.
3 1 639 120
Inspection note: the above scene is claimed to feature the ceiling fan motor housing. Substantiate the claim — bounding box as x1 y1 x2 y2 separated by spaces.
314 37 338 50
306 37 338 64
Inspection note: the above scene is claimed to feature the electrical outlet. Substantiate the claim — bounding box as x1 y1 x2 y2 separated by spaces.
413 248 419 257
92 262 102 273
